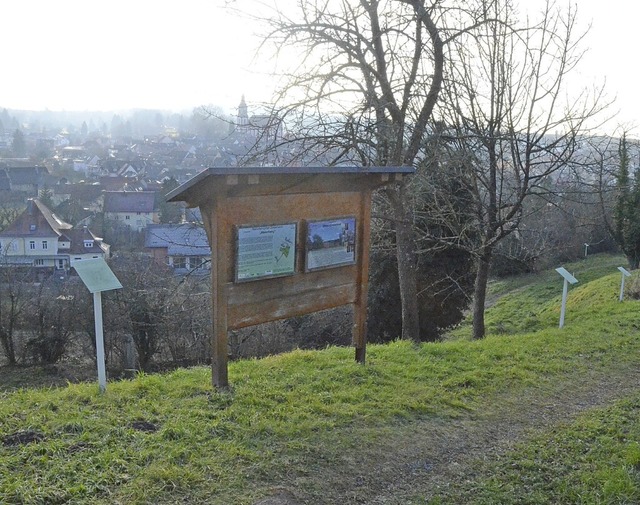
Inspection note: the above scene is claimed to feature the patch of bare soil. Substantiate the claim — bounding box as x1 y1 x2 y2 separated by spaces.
254 488 303 505
2 430 45 447
130 420 159 433
266 363 640 505
0 362 100 392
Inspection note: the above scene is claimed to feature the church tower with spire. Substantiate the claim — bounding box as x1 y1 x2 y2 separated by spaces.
236 95 249 133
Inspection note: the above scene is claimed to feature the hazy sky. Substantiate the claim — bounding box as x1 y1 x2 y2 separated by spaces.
2 0 266 114
1 0 638 131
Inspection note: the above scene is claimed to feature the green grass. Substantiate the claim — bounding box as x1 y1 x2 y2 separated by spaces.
1 253 640 504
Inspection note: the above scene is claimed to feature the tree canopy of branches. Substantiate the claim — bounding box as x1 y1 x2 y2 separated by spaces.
11 129 26 158
427 0 608 338
237 0 607 341
239 0 498 341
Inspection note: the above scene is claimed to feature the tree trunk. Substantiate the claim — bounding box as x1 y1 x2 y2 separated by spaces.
0 289 18 365
388 184 420 342
472 250 492 340
0 330 17 365
123 333 137 375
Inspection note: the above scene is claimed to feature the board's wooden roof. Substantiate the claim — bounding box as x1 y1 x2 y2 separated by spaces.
167 166 414 205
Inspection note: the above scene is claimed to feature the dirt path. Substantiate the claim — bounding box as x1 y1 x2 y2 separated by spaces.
262 363 640 505
365 366 640 504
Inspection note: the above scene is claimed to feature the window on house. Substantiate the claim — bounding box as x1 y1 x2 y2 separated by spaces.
42 241 48 250
190 257 202 269
125 215 130 220
84 240 94 248
30 224 36 231
173 257 186 269
29 241 36 250
34 259 44 266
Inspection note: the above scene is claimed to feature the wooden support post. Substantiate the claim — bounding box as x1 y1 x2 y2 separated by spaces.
353 189 372 364
204 199 230 390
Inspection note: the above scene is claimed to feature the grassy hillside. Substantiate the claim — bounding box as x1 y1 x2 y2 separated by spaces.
1 254 640 504
451 253 628 337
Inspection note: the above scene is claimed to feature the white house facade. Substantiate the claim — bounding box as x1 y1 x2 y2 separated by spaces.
103 191 158 232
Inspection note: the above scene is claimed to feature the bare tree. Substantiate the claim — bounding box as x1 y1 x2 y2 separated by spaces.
431 0 609 338
233 0 502 341
0 262 29 365
228 0 606 341
164 275 211 365
588 133 625 240
24 280 81 364
0 200 25 233
110 255 176 370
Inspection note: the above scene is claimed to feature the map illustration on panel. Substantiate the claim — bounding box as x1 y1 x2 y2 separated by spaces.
235 223 297 282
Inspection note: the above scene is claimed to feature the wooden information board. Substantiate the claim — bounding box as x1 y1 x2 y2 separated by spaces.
167 166 413 389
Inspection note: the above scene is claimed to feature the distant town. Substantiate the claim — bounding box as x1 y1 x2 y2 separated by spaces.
0 97 288 278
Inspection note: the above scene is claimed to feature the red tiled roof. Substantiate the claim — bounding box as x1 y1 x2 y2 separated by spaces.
0 199 72 238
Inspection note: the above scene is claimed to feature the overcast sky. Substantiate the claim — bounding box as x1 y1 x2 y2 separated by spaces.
1 0 266 114
1 0 637 133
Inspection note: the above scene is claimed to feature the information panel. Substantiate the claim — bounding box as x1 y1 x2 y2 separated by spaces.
305 217 356 271
235 223 297 282
72 258 123 294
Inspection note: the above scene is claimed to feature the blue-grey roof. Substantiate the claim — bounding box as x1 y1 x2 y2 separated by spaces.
0 168 10 191
145 224 210 256
2 165 49 187
104 191 156 213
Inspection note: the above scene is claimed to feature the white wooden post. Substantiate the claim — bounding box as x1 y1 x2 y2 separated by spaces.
93 291 107 393
556 267 578 329
559 278 569 329
618 267 632 302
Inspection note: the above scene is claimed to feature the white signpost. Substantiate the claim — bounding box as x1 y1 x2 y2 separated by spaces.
73 258 123 393
555 267 578 329
618 266 632 302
